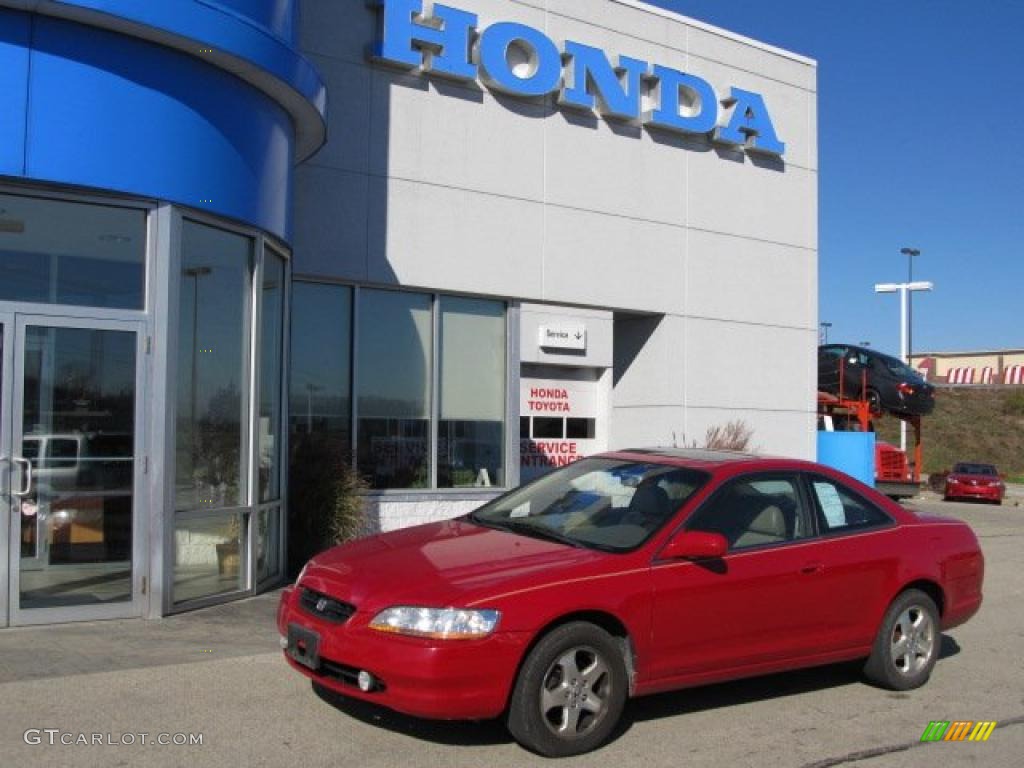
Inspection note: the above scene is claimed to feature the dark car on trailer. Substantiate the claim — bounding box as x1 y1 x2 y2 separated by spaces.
818 344 935 416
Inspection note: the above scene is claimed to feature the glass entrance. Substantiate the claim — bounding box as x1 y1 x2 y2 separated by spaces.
4 315 143 624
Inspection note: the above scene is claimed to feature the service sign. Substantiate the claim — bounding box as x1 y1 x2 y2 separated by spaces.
520 377 602 482
368 0 786 156
538 323 586 352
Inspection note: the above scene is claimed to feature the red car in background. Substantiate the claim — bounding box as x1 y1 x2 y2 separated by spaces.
279 450 984 757
944 463 1005 505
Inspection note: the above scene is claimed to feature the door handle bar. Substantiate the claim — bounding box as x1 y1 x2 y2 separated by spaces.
12 456 33 497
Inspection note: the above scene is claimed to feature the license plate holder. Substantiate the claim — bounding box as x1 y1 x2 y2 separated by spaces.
287 623 321 672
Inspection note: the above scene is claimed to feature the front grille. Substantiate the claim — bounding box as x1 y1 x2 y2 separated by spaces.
299 588 356 624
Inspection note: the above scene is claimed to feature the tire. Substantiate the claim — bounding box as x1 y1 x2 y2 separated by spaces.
507 622 627 757
864 589 940 690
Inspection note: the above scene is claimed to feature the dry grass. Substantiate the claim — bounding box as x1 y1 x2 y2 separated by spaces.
875 388 1024 480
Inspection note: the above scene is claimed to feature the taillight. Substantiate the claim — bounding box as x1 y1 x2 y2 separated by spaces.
897 382 915 395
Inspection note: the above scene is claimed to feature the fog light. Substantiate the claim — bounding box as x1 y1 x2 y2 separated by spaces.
279 635 288 649
357 670 375 692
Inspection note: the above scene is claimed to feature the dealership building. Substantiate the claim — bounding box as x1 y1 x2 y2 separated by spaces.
0 0 817 625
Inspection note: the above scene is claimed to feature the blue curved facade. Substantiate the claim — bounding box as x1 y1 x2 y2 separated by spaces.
0 0 326 241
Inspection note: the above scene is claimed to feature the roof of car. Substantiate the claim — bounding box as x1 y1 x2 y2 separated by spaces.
604 447 801 471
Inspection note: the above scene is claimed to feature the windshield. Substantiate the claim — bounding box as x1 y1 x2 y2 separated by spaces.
470 458 709 552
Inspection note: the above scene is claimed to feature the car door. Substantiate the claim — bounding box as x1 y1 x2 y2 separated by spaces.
791 473 902 651
647 472 825 683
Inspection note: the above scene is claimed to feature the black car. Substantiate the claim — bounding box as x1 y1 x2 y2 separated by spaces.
818 344 935 416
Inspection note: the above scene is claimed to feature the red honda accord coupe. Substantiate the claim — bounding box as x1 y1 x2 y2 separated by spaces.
278 450 984 756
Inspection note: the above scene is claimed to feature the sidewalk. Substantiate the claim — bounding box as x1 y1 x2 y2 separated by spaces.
0 589 284 685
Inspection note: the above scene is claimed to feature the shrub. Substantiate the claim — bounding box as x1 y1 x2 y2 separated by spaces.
703 420 755 452
287 432 368 577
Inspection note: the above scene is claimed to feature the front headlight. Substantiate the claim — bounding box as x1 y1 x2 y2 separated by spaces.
369 606 501 640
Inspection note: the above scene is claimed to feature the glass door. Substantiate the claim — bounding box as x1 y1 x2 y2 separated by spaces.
6 315 145 624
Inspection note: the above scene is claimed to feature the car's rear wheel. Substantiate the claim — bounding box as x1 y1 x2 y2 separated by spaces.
864 589 939 690
507 622 627 757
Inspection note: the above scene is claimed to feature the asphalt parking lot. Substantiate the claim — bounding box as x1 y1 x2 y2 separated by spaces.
1 492 1022 768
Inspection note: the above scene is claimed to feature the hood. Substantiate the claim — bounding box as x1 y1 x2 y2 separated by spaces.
299 519 608 611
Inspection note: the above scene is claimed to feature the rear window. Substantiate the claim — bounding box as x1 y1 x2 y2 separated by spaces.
880 355 921 380
807 476 892 534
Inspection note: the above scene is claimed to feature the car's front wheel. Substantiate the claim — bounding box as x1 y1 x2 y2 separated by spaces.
507 622 627 757
863 589 940 690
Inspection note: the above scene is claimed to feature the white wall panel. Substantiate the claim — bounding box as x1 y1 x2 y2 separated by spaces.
682 407 816 460
292 165 368 279
686 231 815 329
366 176 545 297
303 53 372 174
687 153 816 250
685 318 817 412
609 405 687 450
369 69 548 202
542 206 686 314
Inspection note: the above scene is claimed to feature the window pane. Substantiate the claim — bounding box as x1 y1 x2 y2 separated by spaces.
18 326 137 609
289 282 352 448
533 417 563 438
687 475 808 550
175 221 251 511
356 289 431 489
258 249 285 502
256 506 281 583
173 511 246 603
0 193 145 309
438 297 505 488
566 418 596 439
810 478 891 533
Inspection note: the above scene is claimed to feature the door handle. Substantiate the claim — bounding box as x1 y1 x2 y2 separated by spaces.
12 457 33 497
800 562 824 575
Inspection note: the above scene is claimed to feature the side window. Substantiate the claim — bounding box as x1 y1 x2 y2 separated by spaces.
685 475 810 551
808 476 892 534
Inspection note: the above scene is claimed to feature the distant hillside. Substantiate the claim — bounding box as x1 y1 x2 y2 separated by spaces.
876 388 1024 481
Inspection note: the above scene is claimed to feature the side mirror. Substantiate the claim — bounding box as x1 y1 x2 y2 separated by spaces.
660 531 728 560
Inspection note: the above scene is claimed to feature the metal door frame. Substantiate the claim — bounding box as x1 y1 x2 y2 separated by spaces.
6 313 148 626
0 311 13 627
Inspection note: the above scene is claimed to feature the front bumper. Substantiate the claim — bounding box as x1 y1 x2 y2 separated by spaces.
277 585 530 720
945 483 1003 501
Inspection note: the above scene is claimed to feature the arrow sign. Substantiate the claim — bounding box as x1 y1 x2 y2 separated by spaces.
539 323 586 352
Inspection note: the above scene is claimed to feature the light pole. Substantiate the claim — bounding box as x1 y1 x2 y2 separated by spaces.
819 321 832 345
900 248 920 361
875 280 933 452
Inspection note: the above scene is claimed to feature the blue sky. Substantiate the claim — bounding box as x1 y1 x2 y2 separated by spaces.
649 0 1024 356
